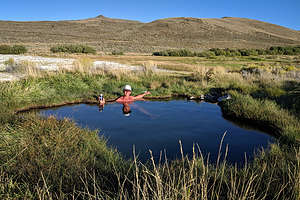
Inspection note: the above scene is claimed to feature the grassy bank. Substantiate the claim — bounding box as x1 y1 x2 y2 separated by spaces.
1 57 300 199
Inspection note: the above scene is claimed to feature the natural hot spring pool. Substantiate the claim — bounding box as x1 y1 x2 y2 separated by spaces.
39 100 274 164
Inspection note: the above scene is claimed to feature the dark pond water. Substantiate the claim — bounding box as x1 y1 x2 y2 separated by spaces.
39 100 274 164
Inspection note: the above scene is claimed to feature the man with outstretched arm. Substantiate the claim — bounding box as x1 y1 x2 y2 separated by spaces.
98 84 151 105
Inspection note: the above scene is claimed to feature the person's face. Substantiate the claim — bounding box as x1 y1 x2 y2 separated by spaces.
124 90 131 97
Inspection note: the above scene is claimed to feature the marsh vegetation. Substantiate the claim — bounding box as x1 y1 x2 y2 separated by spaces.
0 52 300 199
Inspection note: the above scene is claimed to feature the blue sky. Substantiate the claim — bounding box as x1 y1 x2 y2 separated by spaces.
0 0 299 30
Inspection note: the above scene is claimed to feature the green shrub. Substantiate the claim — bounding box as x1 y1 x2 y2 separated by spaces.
256 49 266 55
269 46 300 55
152 51 161 56
197 51 216 57
0 45 11 54
0 45 27 54
153 46 300 58
212 46 300 57
228 49 241 56
238 49 251 56
209 48 226 56
11 45 27 54
112 50 124 55
50 44 96 54
153 49 196 57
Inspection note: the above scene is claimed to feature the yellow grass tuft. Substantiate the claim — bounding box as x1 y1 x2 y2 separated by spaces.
18 60 43 77
4 58 15 66
141 61 156 76
72 57 94 73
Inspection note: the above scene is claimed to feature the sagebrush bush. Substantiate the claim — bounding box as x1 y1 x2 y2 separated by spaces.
153 46 300 58
0 44 27 54
197 51 216 57
50 44 96 54
112 50 124 55
153 49 196 57
11 45 28 54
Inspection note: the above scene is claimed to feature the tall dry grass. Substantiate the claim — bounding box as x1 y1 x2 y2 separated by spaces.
72 56 94 74
4 59 43 77
29 143 298 200
141 61 157 76
18 60 43 77
189 66 227 86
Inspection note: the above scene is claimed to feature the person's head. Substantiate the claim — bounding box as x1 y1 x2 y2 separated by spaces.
123 85 132 96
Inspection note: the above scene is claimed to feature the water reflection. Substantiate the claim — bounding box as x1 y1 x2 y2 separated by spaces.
122 102 132 116
99 101 155 118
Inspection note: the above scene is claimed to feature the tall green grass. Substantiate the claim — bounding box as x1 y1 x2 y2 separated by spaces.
0 66 300 199
220 91 300 142
0 113 129 198
1 127 299 199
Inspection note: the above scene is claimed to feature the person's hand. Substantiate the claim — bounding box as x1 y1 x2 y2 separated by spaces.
144 91 151 95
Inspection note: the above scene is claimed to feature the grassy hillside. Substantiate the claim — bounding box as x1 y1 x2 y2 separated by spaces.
1 15 300 53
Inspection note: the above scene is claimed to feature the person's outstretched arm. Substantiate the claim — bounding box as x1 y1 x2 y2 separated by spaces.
134 91 151 100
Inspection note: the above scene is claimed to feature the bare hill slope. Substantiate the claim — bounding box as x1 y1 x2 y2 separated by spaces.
0 15 299 53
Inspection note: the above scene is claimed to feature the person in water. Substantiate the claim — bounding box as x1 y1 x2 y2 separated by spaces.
98 84 151 105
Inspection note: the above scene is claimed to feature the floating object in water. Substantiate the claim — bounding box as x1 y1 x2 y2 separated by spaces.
217 94 232 102
188 94 205 100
